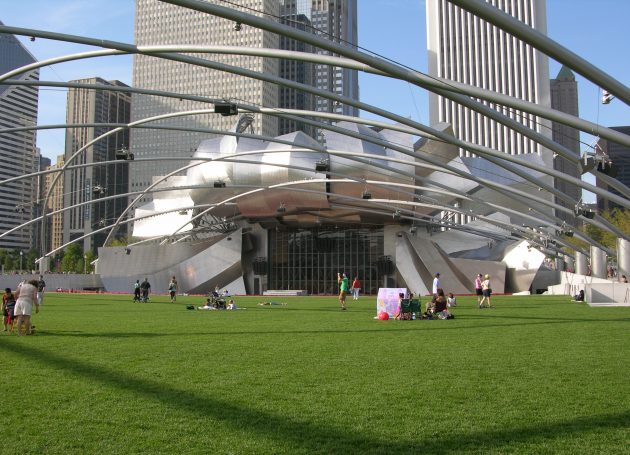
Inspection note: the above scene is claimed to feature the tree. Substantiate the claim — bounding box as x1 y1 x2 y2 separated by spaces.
61 243 84 273
564 209 630 255
109 238 129 247
84 250 97 273
26 249 39 273
585 209 630 252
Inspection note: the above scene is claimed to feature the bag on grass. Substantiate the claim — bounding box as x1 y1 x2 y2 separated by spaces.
186 305 195 310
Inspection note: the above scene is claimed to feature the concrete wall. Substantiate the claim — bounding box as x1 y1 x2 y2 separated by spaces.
98 231 245 295
0 274 103 292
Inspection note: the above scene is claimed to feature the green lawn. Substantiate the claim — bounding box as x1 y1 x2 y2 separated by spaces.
1 293 628 454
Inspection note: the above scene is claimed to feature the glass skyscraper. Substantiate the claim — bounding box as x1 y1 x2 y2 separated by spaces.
0 23 39 251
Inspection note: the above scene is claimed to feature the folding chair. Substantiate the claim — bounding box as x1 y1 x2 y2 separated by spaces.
399 298 412 320
410 299 421 319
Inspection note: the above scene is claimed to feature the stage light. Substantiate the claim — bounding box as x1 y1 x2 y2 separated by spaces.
315 159 329 172
214 102 238 116
602 89 614 104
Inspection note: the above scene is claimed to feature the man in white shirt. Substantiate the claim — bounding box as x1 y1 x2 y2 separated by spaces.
432 273 440 296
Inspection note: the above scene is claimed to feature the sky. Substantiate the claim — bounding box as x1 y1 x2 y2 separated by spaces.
2 0 629 201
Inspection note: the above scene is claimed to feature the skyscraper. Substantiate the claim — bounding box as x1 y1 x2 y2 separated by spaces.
62 78 130 253
33 153 51 255
131 0 281 205
131 0 359 204
0 23 39 251
309 0 358 117
550 65 581 224
279 5 316 137
596 126 630 213
426 0 552 159
44 154 65 254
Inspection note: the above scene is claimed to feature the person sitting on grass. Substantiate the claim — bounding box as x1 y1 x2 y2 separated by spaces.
434 289 453 319
434 289 447 312
198 298 216 310
447 293 457 308
425 294 436 315
226 299 237 310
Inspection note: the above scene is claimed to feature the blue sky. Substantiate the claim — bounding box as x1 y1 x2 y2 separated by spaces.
2 0 629 201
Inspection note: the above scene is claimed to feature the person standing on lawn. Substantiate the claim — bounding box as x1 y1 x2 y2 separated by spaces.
133 280 141 302
474 273 483 306
168 276 178 302
36 275 46 306
432 273 441 297
479 274 492 308
140 278 151 302
13 279 39 336
351 276 361 300
338 272 350 310
3 288 16 332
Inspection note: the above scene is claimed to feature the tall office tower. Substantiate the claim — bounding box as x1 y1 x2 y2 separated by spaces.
550 65 581 224
62 78 130 253
0 24 39 251
310 0 358 117
279 2 316 137
426 0 552 159
596 126 630 213
44 155 66 254
33 153 51 255
131 0 281 205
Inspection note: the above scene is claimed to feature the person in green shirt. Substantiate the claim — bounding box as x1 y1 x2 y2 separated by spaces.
338 272 350 310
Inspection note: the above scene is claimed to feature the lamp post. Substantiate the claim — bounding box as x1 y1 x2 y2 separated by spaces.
19 251 23 272
84 253 88 274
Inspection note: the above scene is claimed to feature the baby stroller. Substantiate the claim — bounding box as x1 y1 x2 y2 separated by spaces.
208 291 226 309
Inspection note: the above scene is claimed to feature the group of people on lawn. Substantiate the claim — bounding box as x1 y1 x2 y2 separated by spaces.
2 276 46 336
336 270 493 317
132 276 180 303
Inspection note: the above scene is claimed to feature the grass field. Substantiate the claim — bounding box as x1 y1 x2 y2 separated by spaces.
0 292 628 454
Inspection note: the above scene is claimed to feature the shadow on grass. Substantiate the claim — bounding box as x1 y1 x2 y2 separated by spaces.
1 341 628 453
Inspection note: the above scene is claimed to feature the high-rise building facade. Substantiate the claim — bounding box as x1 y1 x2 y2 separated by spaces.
309 0 358 117
131 0 281 205
596 126 630 213
550 65 581 224
278 6 316 137
33 153 51 254
62 78 130 253
426 0 552 158
131 0 359 204
0 23 39 251
44 154 65 253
